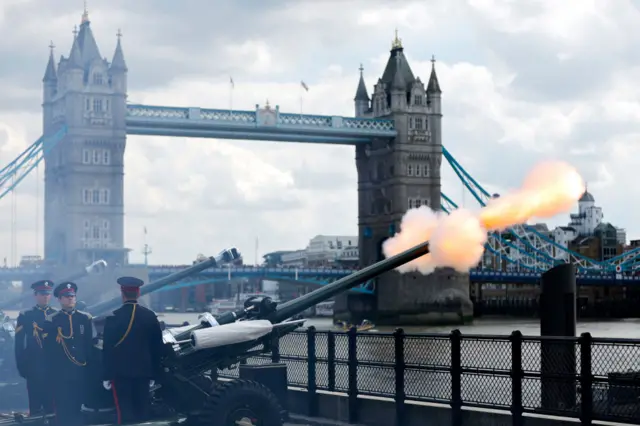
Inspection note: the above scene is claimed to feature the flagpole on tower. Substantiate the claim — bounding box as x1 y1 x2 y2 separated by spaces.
142 226 152 266
300 80 309 117
229 76 235 114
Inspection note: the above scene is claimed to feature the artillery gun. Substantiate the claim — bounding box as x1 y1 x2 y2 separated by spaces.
0 241 431 426
0 259 109 312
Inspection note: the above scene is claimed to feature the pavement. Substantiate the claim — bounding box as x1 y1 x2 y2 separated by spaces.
287 414 365 426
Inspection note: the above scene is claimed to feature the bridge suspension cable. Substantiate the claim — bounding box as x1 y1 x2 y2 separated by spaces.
440 146 623 273
0 127 66 265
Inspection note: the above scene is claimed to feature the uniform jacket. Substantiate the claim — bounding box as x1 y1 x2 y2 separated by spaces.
102 301 164 380
43 309 94 381
14 305 57 378
83 338 115 410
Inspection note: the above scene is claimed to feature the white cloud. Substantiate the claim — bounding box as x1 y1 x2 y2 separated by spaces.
0 0 638 266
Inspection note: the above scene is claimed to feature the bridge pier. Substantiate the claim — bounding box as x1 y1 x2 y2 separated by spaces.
335 268 473 325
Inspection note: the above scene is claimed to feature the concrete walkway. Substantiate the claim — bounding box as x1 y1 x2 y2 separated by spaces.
288 414 364 426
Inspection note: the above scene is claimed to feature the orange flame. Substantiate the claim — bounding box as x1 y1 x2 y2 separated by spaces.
383 161 586 274
479 161 585 231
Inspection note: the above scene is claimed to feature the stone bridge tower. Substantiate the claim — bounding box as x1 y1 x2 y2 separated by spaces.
42 10 129 269
337 34 471 325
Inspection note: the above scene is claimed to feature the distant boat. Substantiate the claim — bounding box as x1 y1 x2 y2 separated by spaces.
208 299 237 316
315 301 334 317
335 319 375 332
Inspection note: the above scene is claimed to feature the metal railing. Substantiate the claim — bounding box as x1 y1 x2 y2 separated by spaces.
218 328 640 425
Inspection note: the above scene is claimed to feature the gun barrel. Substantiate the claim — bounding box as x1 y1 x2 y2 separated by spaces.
88 248 240 317
59 259 109 283
268 241 430 323
0 259 108 311
87 257 216 317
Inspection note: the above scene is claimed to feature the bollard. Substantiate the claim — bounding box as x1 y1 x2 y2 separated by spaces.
539 263 577 411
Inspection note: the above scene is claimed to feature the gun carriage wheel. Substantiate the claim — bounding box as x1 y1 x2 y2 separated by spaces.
187 379 284 426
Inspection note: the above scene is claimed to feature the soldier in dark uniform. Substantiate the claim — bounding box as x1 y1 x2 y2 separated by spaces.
43 282 94 426
103 277 164 425
82 316 116 425
14 279 56 415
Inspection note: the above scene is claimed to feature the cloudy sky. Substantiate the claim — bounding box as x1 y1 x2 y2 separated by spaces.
0 0 638 265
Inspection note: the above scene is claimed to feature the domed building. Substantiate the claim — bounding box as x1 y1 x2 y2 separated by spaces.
551 189 625 262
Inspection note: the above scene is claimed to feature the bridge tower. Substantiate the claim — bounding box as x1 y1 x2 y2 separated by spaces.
338 34 471 325
42 10 129 268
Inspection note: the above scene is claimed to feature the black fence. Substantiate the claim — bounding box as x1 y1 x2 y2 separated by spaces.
218 327 640 425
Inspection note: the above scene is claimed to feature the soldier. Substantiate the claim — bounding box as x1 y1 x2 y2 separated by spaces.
14 279 57 415
43 282 94 426
102 276 164 425
81 316 116 425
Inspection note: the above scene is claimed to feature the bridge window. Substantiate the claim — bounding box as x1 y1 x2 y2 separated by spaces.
102 149 111 165
92 150 100 164
416 165 422 177
92 189 100 204
414 95 423 106
82 149 91 164
408 198 429 209
85 98 91 111
83 189 91 204
407 164 414 176
423 164 430 176
92 225 100 239
409 117 413 129
415 118 423 130
93 99 103 112
93 73 104 85
101 189 110 204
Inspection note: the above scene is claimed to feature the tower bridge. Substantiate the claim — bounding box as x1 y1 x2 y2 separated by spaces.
0 264 638 287
1 11 639 322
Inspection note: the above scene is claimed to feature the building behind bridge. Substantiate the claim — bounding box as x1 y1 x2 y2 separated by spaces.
481 189 626 270
263 235 359 269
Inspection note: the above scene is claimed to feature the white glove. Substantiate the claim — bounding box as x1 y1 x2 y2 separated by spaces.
102 381 112 390
149 380 155 388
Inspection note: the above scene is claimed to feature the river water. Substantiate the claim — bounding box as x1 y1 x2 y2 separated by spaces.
155 313 640 338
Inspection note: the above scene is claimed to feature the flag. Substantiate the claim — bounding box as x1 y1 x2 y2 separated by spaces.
230 76 235 89
301 80 309 92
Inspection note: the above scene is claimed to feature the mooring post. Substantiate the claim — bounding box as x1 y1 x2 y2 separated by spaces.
539 263 577 411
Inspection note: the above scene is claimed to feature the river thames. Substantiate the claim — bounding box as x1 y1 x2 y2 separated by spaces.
155 313 640 338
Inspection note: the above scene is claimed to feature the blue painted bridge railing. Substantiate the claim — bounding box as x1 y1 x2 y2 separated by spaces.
2 265 640 286
125 104 397 144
